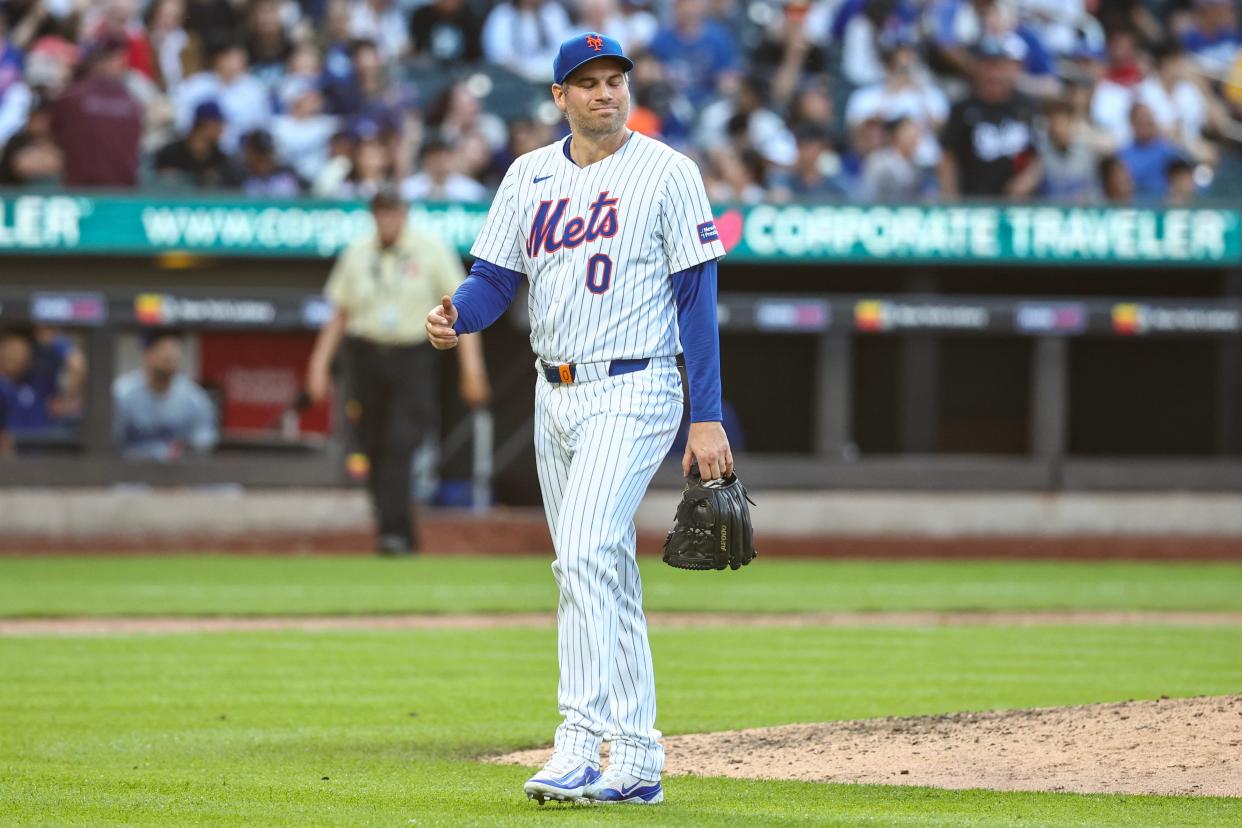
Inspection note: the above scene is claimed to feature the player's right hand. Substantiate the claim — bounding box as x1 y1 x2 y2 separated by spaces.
426 295 459 350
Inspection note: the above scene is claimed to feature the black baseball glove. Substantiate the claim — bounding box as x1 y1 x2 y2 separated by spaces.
662 466 757 571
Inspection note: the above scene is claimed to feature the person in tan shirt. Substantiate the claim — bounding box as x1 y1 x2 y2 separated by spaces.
307 186 490 555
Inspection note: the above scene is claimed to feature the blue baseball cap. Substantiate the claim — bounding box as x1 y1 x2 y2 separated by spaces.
193 100 224 125
553 32 633 86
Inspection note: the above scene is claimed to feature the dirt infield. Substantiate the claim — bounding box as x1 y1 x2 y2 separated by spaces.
492 695 1242 798
4 609 1242 636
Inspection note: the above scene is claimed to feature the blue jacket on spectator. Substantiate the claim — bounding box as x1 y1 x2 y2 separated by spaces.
647 21 738 107
1120 138 1182 200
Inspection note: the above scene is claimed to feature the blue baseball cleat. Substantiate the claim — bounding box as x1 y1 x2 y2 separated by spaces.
523 754 602 804
582 767 664 804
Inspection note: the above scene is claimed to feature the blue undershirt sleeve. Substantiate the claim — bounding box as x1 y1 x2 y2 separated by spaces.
451 259 524 334
671 259 723 423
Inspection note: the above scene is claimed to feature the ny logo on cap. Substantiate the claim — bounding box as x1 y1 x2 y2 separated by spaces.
586 34 603 51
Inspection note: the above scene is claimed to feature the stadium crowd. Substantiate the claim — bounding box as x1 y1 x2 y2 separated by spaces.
0 0 1241 204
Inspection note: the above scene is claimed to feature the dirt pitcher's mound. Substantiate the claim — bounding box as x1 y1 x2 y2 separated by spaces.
491 695 1242 797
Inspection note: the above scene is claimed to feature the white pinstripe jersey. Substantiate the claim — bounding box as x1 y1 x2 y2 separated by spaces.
470 131 726 364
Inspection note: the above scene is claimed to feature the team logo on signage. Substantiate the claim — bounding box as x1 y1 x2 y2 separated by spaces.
135 293 166 324
1111 303 1143 335
854 300 889 331
1111 302 1241 334
855 299 989 331
134 293 277 325
31 292 107 325
1014 302 1087 334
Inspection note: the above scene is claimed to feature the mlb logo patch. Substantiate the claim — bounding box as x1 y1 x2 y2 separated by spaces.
697 221 719 244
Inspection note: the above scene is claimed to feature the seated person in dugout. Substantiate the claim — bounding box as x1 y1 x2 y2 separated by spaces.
113 328 219 461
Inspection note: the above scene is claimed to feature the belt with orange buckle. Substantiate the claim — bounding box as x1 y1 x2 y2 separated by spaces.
539 358 650 385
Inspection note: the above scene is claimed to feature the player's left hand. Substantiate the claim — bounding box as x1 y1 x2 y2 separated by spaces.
683 421 733 481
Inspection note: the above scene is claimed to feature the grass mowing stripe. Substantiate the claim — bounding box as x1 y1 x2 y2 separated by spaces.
3 556 1242 616
2 625 1241 825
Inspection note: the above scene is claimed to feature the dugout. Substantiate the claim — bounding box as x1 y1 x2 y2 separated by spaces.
2 196 1241 500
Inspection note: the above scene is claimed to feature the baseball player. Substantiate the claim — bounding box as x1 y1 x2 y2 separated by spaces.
426 32 730 805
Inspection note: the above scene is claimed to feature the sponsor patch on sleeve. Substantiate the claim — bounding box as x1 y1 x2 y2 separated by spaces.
697 220 719 244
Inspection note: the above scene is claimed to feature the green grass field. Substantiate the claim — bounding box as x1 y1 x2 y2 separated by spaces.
3 555 1241 826
4 555 1242 616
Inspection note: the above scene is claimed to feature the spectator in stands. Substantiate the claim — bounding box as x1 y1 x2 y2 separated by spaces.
1094 0 1164 44
231 128 301 196
244 0 292 88
306 187 489 554
1104 24 1145 87
174 43 271 153
0 100 62 186
153 99 230 188
326 126 393 199
481 0 572 83
83 0 152 80
1089 31 1140 147
577 0 657 55
185 0 240 57
349 0 409 64
426 81 506 160
939 34 1040 199
860 117 930 202
706 145 769 204
769 122 851 201
408 0 483 66
1180 0 1241 77
276 42 323 104
23 35 79 102
1119 101 1183 199
928 0 1001 74
322 38 403 127
1139 42 1216 162
1165 156 1199 203
846 39 949 169
113 328 218 462
310 128 356 196
51 33 143 188
748 0 831 112
623 51 693 144
453 130 498 188
787 77 837 136
144 0 196 93
647 0 739 107
0 24 32 149
1099 153 1135 203
271 78 338 184
931 0 1060 94
2 0 50 50
400 136 486 201
843 112 885 185
493 116 553 175
320 0 356 99
1017 0 1086 57
698 75 797 170
834 0 921 87
1036 99 1100 202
